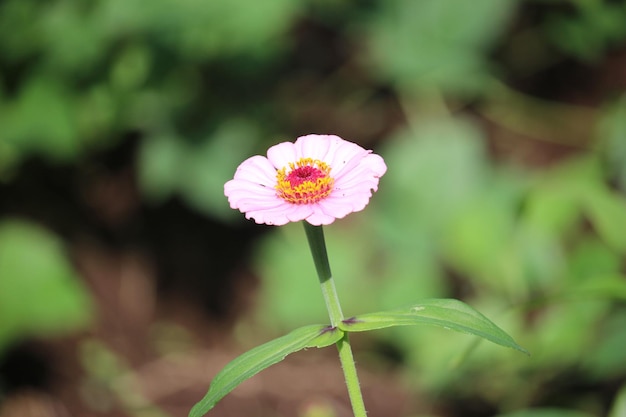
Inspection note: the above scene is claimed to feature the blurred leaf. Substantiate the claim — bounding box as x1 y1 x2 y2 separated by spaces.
568 239 622 282
378 118 489 241
179 121 261 221
497 409 596 417
0 77 79 162
368 0 517 93
340 298 528 354
42 1 108 73
609 383 626 417
584 310 626 379
515 227 566 292
189 324 343 417
481 82 597 148
95 0 302 59
0 0 42 62
110 44 152 92
75 85 116 144
441 183 519 285
138 134 187 203
524 180 581 238
0 219 92 353
598 96 626 192
582 187 626 253
544 1 626 62
562 277 626 301
138 121 260 221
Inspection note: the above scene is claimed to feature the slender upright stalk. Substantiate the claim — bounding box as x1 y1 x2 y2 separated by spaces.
303 222 368 417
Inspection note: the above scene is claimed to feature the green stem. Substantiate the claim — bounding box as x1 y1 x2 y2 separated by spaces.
303 222 368 417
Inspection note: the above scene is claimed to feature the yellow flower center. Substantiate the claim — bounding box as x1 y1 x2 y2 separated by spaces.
275 158 334 204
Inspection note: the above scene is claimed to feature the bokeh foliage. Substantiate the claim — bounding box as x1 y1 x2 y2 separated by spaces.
0 220 92 354
1 0 626 416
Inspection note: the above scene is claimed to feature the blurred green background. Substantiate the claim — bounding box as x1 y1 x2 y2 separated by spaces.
1 0 626 417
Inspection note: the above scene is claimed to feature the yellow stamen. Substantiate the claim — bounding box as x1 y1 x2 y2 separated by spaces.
276 158 334 204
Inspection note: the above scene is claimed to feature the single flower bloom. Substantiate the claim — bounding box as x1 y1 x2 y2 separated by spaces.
224 134 387 226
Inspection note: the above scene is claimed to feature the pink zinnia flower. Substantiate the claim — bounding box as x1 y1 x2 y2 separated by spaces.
224 134 387 226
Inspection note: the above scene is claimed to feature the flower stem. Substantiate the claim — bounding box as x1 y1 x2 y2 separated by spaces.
303 222 368 417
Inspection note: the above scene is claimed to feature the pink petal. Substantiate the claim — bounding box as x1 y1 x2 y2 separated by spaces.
235 196 285 211
328 142 371 178
224 179 277 211
334 173 380 193
294 134 335 161
232 155 278 186
225 179 275 198
320 190 372 214
287 205 314 222
246 203 304 226
304 209 337 226
246 210 290 226
361 153 387 177
316 198 355 219
267 141 297 169
334 153 386 189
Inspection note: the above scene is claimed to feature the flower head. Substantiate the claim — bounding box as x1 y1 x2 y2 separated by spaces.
224 134 387 226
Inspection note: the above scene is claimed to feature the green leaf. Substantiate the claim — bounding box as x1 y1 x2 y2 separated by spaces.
339 298 528 354
189 324 343 417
